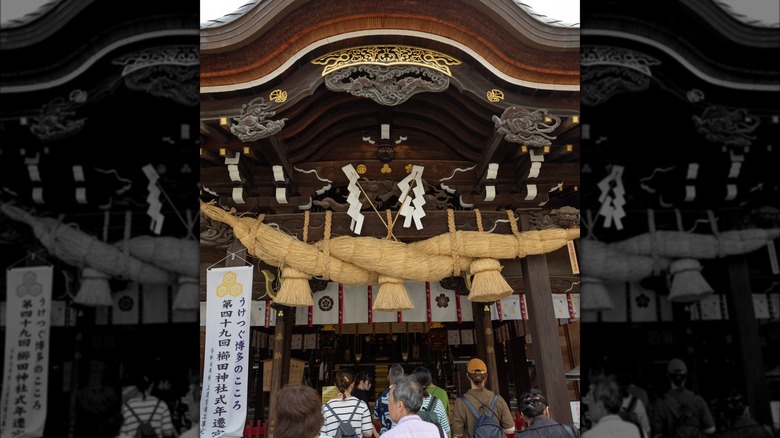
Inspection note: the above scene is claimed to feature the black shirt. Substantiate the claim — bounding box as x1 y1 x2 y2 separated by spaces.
352 388 373 407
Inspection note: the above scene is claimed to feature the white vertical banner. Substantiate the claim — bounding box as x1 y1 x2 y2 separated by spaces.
401 281 427 322
342 284 369 324
250 300 265 326
113 283 140 325
500 295 523 320
429 283 458 322
753 294 771 319
551 294 570 319
600 281 628 322
371 284 398 323
1 266 53 438
698 295 723 320
312 282 339 325
201 266 253 438
629 282 657 322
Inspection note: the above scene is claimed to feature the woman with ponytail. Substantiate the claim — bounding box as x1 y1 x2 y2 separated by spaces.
320 370 378 438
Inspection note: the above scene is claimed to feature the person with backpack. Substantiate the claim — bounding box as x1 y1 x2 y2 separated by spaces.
380 375 444 437
650 358 716 438
413 366 452 436
321 370 377 438
582 376 640 438
74 385 134 438
120 373 175 438
617 372 651 438
517 389 580 438
717 390 777 438
450 357 515 438
376 365 406 434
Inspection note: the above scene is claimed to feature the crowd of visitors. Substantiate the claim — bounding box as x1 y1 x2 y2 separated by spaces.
268 357 580 438
581 358 779 438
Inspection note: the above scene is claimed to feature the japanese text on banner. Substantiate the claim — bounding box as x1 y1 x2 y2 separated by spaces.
200 266 253 438
1 266 53 438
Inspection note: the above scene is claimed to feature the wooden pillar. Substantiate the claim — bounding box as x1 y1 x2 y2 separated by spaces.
472 301 500 392
493 333 510 401
268 305 294 438
280 308 295 387
726 255 772 426
253 331 265 421
518 214 572 424
562 323 579 400
507 322 532 397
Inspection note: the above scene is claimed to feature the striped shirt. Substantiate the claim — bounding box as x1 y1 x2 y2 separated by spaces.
321 396 373 437
421 395 451 434
120 395 174 437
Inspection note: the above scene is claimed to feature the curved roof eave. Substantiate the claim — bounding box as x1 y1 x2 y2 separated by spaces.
201 29 579 93
200 0 579 53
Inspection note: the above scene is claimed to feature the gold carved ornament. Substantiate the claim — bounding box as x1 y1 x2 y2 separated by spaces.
311 45 461 76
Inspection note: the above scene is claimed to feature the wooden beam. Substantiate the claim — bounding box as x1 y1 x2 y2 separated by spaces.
200 120 229 144
268 136 295 189
518 214 572 424
476 133 504 178
201 210 524 241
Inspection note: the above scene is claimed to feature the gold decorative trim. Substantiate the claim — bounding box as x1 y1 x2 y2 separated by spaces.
311 45 461 76
356 164 367 174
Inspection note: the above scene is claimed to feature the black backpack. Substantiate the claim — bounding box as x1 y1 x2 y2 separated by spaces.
126 399 161 438
418 396 445 438
619 395 645 438
663 393 705 438
460 394 504 438
324 401 361 438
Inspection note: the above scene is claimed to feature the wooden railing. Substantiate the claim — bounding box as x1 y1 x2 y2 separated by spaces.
242 419 270 438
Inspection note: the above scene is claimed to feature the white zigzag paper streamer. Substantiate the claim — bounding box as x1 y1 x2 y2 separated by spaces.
398 165 426 230
141 164 164 234
597 165 626 230
341 164 365 235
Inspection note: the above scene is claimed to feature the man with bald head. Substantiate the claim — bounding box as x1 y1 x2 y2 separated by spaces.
651 358 715 438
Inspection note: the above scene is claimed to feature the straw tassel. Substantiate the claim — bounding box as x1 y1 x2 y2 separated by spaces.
373 275 413 311
74 267 113 306
173 276 200 310
274 265 314 307
466 258 513 302
668 258 713 303
580 276 614 310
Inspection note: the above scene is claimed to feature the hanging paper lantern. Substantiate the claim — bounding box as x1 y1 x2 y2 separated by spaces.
373 275 413 311
274 265 313 307
466 258 513 302
74 267 113 306
580 276 614 310
173 276 200 310
668 258 713 303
